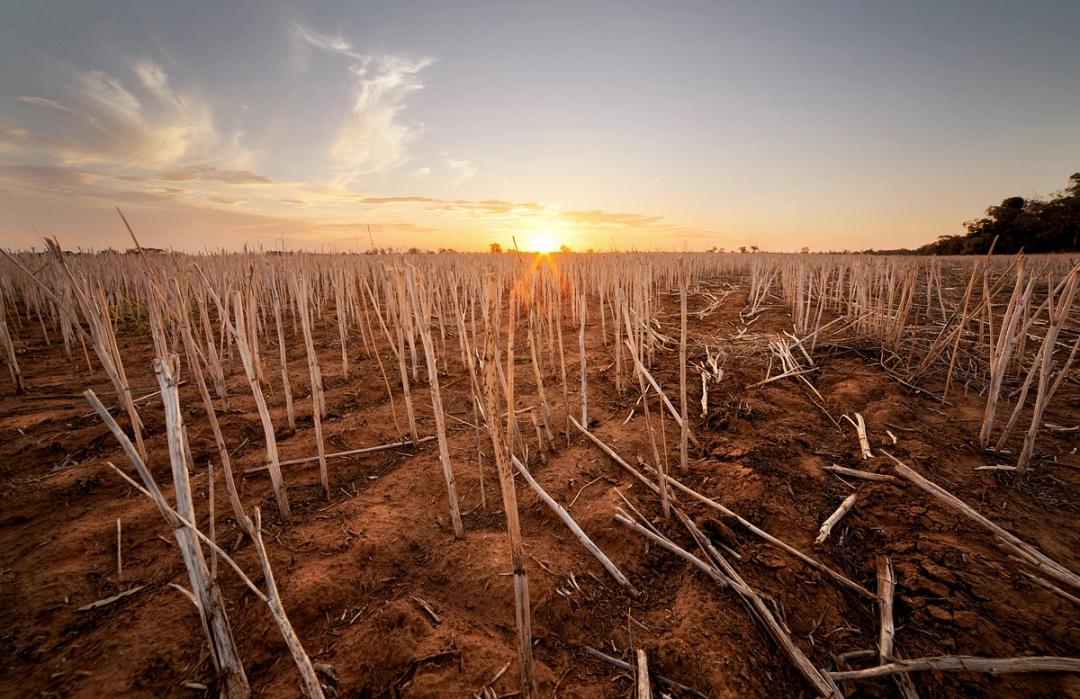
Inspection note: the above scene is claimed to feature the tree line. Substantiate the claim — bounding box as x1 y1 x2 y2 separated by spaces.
919 172 1080 255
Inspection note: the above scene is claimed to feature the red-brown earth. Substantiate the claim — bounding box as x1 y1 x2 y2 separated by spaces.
1 278 1078 697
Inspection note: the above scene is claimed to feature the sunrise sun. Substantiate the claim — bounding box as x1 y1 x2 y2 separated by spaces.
526 230 560 253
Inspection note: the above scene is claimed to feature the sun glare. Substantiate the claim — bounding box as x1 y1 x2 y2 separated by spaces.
527 231 560 253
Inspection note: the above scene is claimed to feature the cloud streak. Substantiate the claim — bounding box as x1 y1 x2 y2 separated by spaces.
7 60 253 171
162 165 272 184
330 54 435 181
351 194 687 234
292 23 438 181
3 27 448 231
445 157 477 186
291 22 367 62
15 95 84 119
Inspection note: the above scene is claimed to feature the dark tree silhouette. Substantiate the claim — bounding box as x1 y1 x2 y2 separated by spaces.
921 173 1080 254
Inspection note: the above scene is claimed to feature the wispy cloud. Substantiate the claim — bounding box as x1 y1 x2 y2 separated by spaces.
291 22 367 63
312 221 437 234
1 163 96 188
445 157 477 186
355 195 547 216
0 163 190 207
162 164 272 184
358 195 441 205
15 95 83 119
434 199 547 216
293 19 435 184
351 194 682 233
561 209 664 227
8 59 253 171
330 54 435 181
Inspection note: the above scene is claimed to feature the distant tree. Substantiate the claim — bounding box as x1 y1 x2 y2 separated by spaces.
800 246 810 254
489 242 502 253
919 172 1079 254
738 246 747 254
750 245 760 253
559 244 573 253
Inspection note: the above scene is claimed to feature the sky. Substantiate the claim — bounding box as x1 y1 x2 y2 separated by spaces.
1 1 1078 253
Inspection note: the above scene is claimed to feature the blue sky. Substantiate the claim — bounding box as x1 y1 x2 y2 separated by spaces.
1 1 1078 251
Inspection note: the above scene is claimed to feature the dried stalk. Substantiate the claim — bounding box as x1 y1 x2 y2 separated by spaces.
636 648 652 699
0 291 24 394
614 512 728 587
579 294 588 425
877 555 896 661
842 413 873 459
814 493 857 546
251 508 327 698
676 509 839 697
884 450 1080 592
1017 266 1079 469
482 275 535 698
512 455 636 593
115 518 122 579
829 655 1080 681
246 436 436 473
653 462 871 599
270 274 295 430
294 275 329 498
824 464 899 484
574 417 870 598
231 291 291 518
583 645 707 698
406 267 463 537
622 338 700 447
85 380 250 699
679 268 689 472
106 462 324 698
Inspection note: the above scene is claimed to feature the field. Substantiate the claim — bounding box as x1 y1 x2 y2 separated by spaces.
0 248 1078 698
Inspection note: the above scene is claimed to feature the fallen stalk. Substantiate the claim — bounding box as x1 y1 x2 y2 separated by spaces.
829 655 1080 681
675 508 841 697
614 511 728 587
883 450 1080 592
245 436 437 474
573 415 870 599
655 465 872 599
512 455 637 594
814 493 858 546
583 646 708 698
823 464 899 484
